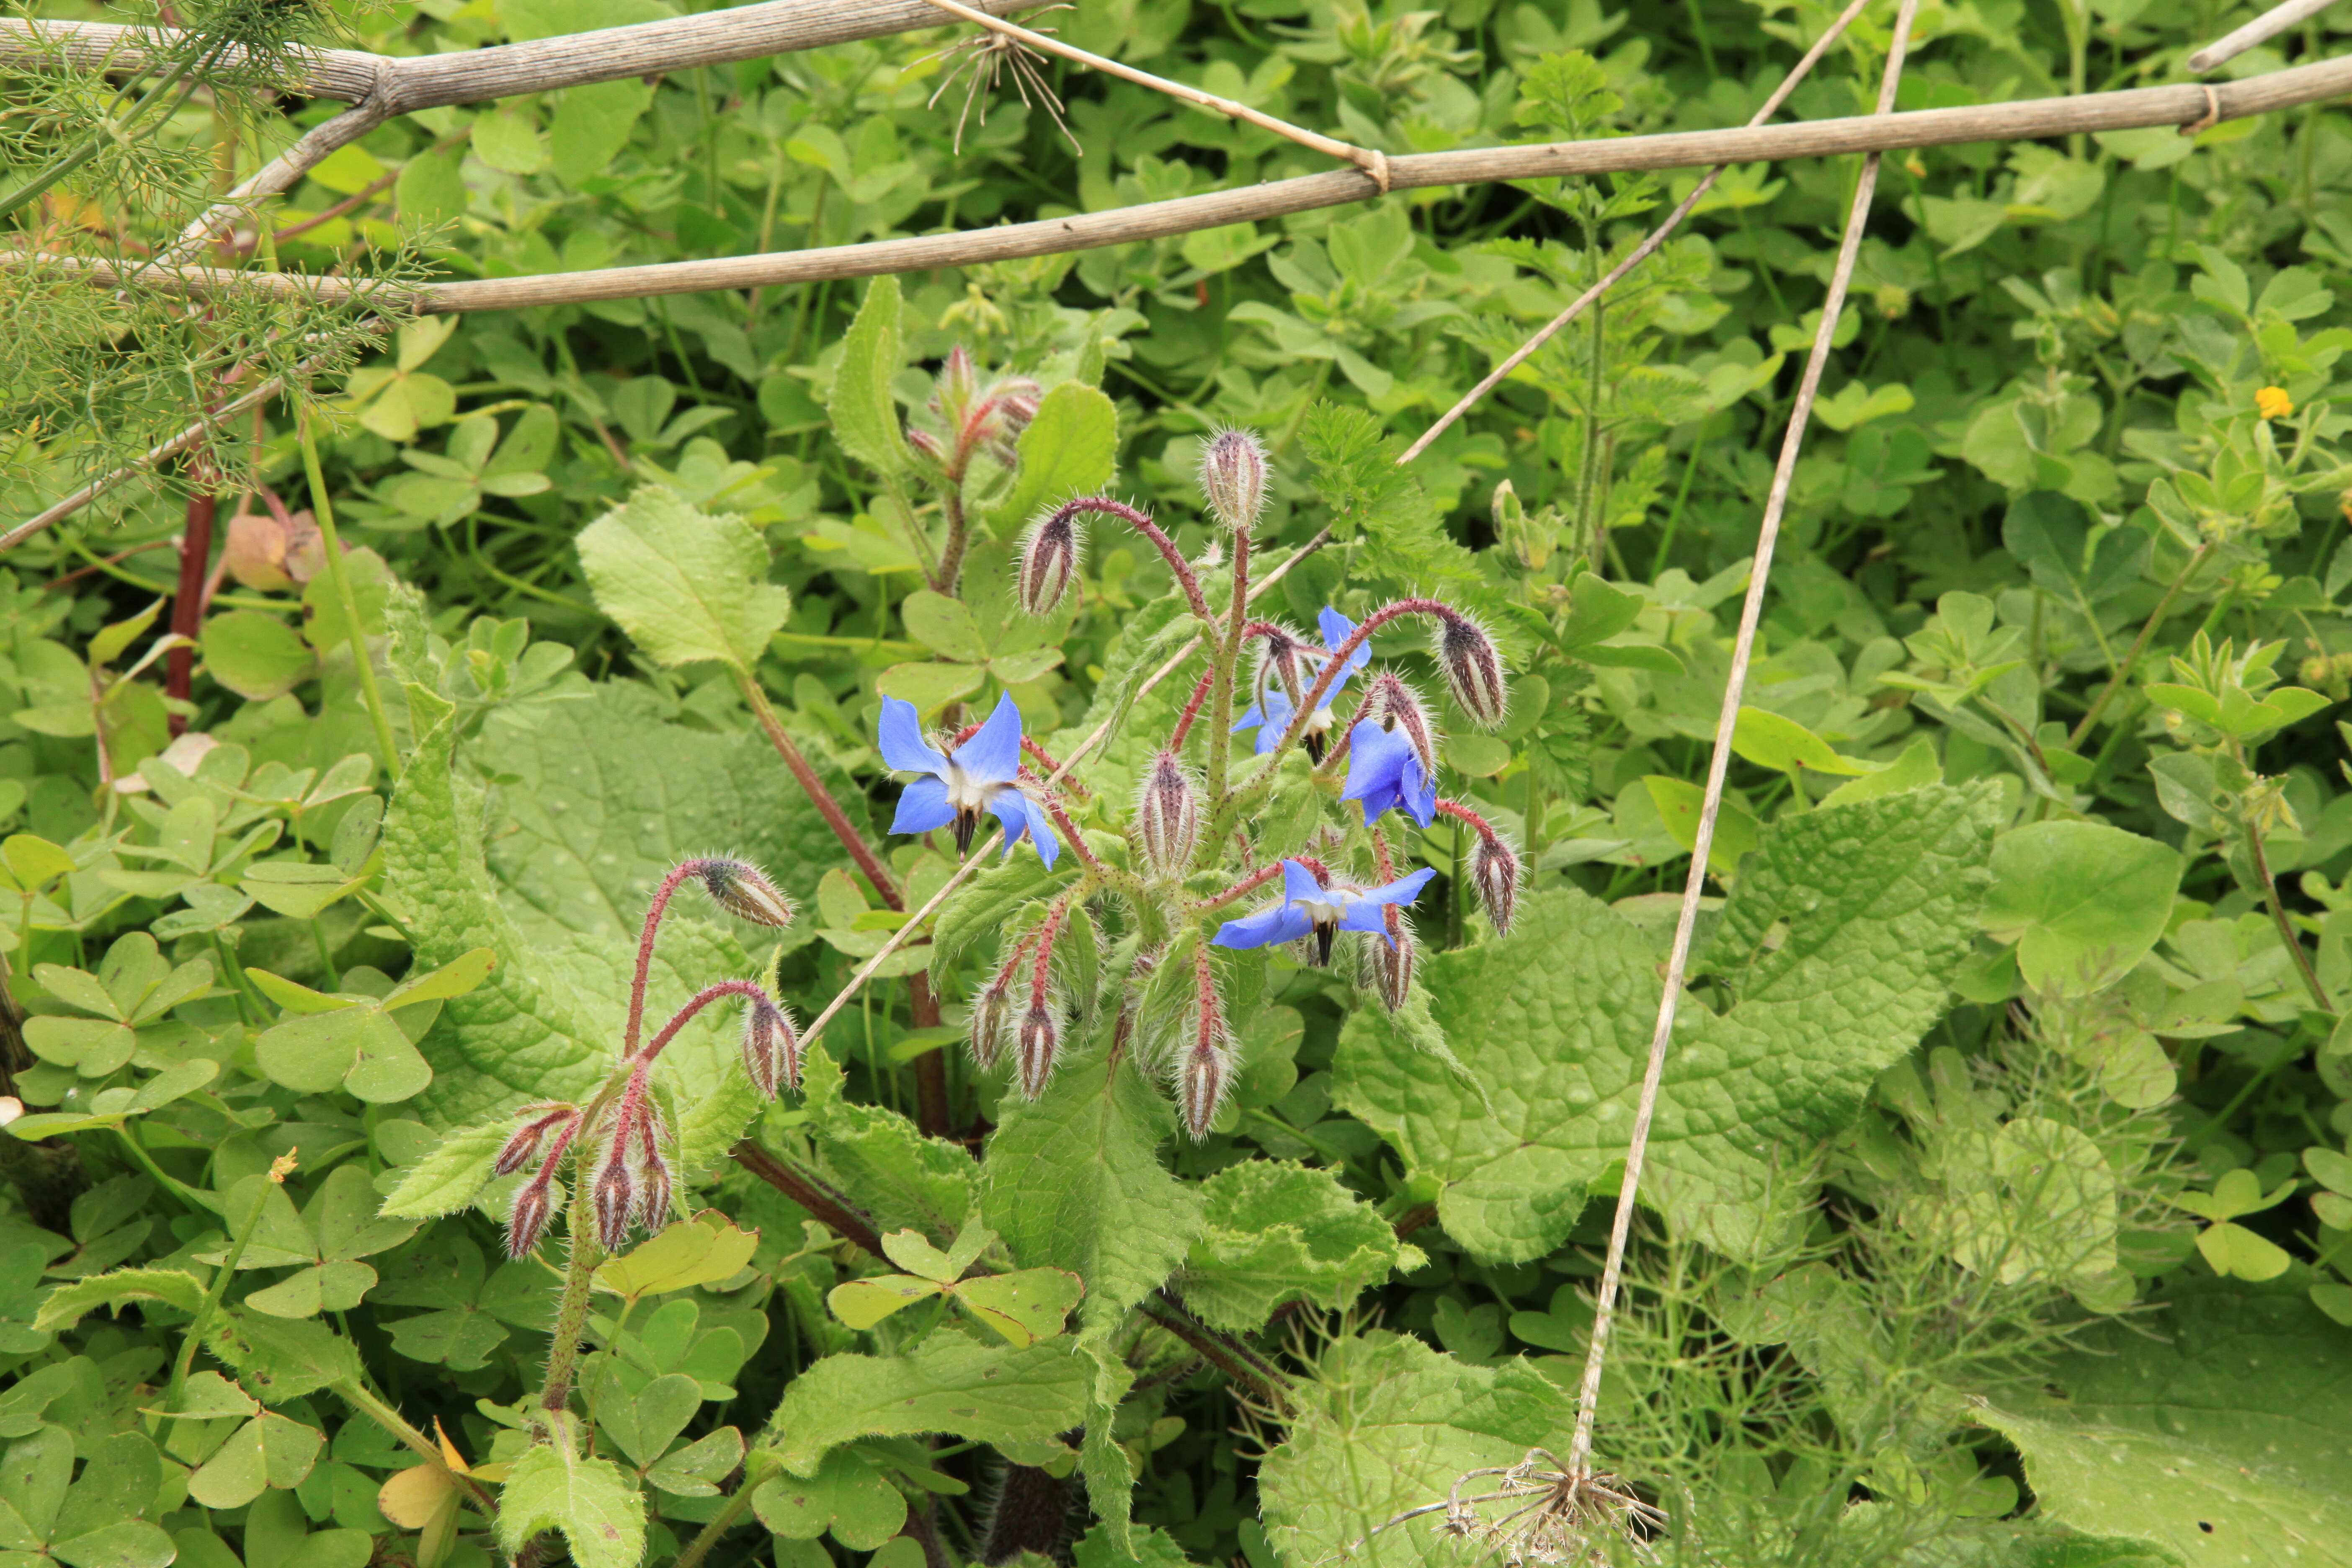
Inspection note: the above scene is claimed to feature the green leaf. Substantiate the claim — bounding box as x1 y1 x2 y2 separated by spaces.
2004 491 2150 607
761 1334 1089 1476
1981 822 2182 996
1642 774 1759 879
1179 1161 1413 1333
874 660 985 716
200 613 316 701
594 1215 759 1298
897 593 990 665
378 1121 509 1220
577 487 791 671
986 382 1118 530
952 1268 1083 1346
752 1449 906 1548
1337 784 1999 1262
825 1275 944 1330
33 1268 205 1332
495 1444 646 1568
1731 707 1870 776
1819 737 1942 808
826 277 912 479
1259 1332 1569 1568
1979 1273 2352 1568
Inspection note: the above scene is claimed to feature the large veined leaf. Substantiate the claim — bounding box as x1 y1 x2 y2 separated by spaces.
575 486 792 672
1179 1160 1418 1332
1258 1332 1570 1568
760 1332 1089 1476
1336 785 1999 1262
1979 1271 2352 1568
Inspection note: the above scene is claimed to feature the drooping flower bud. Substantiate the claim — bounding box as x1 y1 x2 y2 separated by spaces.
1467 828 1523 935
493 1102 580 1177
1434 612 1509 730
1179 1041 1230 1140
694 858 797 928
740 995 799 1098
505 1176 556 1260
1362 909 1418 1010
1016 1003 1061 1101
969 981 1011 1070
1018 503 1083 618
1135 751 1201 875
1359 671 1440 775
1251 622 1311 707
633 1113 674 1234
589 1135 640 1253
1199 428 1270 533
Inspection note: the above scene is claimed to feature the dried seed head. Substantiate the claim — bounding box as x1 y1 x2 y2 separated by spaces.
1179 1042 1230 1140
493 1103 579 1177
694 859 797 928
1018 503 1083 618
505 1176 556 1260
1467 828 1524 935
590 1137 640 1253
1016 1003 1061 1100
1199 427 1270 533
1434 612 1508 729
1362 909 1418 1010
1135 751 1201 875
1359 671 1440 775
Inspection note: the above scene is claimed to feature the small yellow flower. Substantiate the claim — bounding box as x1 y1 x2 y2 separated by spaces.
2257 386 2295 421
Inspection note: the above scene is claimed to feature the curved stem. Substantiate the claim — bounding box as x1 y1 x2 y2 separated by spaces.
1191 862 1283 912
625 862 702 1057
674 1480 761 1568
1058 497 1212 624
1266 598 1453 761
639 978 774 1063
2066 542 2213 748
2246 816 2330 1010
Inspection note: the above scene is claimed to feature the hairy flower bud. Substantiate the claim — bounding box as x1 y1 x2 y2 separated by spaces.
1252 622 1310 706
493 1103 579 1177
590 1137 640 1253
634 1114 675 1234
1359 672 1440 774
1018 504 1083 618
1199 428 1270 533
694 858 797 928
1467 829 1523 935
1135 751 1201 875
1362 910 1418 1010
969 980 1012 1070
1017 1003 1061 1101
1434 612 1509 729
505 1177 556 1260
1179 1042 1230 1140
740 995 799 1098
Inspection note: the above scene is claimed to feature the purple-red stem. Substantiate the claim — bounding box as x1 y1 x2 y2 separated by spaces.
638 978 774 1063
1269 598 1453 758
624 863 701 1058
1058 497 1212 624
1193 861 1284 912
1436 797 1497 838
165 490 215 735
1168 671 1214 751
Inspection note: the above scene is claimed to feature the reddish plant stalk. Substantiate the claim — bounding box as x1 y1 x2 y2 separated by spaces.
1028 898 1070 1009
1057 497 1212 623
637 978 777 1063
1268 597 1454 757
1168 671 1215 750
165 487 215 734
624 862 702 1057
1435 797 1495 835
1192 861 1285 912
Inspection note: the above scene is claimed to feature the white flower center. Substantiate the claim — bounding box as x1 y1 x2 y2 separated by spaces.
1295 894 1344 925
945 761 1012 815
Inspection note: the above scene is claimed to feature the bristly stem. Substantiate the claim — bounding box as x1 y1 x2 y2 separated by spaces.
2246 817 2331 1010
298 407 402 779
638 978 776 1063
536 1181 604 1424
1204 527 1252 808
1191 862 1284 912
1168 671 1215 752
1055 497 1214 624
1265 597 1453 762
626 862 702 1057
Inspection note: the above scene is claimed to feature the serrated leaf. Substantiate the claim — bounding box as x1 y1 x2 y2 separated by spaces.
986 382 1117 531
495 1443 645 1568
578 487 791 672
1979 1272 2352 1568
928 854 1077 980
827 277 912 479
761 1334 1088 1476
378 1122 510 1220
34 1268 206 1332
1179 1161 1410 1333
1337 785 1999 1262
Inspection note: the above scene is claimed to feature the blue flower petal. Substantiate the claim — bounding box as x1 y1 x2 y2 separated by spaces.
1364 866 1438 906
991 790 1060 869
1279 859 1326 905
890 775 956 836
1337 897 1395 935
958 691 1024 785
878 696 951 776
1212 903 1315 950
1318 605 1372 686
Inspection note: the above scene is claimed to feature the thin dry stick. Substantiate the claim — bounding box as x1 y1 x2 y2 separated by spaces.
14 53 2347 316
784 529 1330 1057
913 0 1388 184
1562 0 1919 1482
1398 0 1872 466
2190 0 2344 72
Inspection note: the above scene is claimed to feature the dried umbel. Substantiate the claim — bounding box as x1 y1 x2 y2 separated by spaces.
1135 751 1202 875
692 857 798 928
1199 427 1270 533
1017 503 1083 617
1435 611 1509 729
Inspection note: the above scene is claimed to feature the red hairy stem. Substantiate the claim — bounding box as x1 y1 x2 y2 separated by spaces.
1435 797 1496 835
1192 861 1284 912
1269 597 1455 758
738 671 904 910
1054 497 1213 624
1167 671 1214 750
625 862 703 1057
730 1140 885 1256
1368 824 1399 882
638 978 777 1064
1034 791 1124 885
1192 943 1220 1054
165 487 216 734
1027 898 1071 1010
1202 527 1252 807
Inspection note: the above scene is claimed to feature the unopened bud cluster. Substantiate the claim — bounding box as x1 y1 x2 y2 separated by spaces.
907 346 1040 481
1199 428 1270 533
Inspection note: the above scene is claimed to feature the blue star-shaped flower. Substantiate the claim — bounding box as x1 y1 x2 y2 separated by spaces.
879 691 1060 867
1340 718 1437 829
1211 858 1435 966
1232 606 1373 757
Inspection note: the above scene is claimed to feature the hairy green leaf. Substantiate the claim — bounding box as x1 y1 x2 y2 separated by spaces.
577 486 791 671
761 1333 1089 1476
496 1443 646 1568
1179 1161 1415 1333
